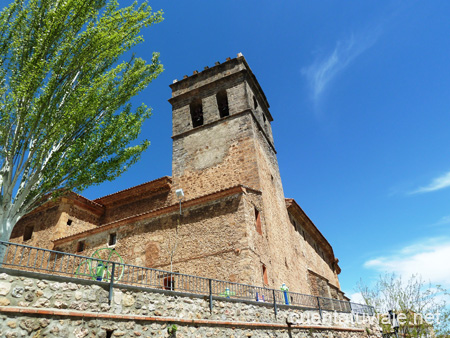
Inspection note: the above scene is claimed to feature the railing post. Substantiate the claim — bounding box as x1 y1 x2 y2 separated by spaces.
209 279 213 313
272 289 278 318
350 302 356 322
317 297 322 319
108 262 115 305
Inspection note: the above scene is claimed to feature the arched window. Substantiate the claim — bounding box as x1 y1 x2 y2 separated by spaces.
253 95 258 109
216 90 229 117
190 99 203 127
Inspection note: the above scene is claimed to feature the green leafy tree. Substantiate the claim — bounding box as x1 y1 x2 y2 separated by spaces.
358 273 450 338
0 0 163 244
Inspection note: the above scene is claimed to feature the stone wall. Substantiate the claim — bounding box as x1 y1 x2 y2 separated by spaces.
171 112 261 200
55 191 260 284
0 269 381 338
99 189 172 225
94 178 173 224
10 195 102 250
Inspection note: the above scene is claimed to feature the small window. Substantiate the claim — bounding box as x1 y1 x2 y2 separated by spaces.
255 208 262 235
76 241 85 253
263 114 266 123
23 226 34 241
67 219 73 226
190 99 203 128
253 96 258 109
262 264 268 285
109 233 117 246
106 330 114 338
216 90 229 118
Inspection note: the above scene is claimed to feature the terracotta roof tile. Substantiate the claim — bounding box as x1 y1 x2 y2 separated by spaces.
93 176 172 203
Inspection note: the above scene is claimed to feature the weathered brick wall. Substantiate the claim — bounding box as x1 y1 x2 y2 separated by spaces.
0 270 381 338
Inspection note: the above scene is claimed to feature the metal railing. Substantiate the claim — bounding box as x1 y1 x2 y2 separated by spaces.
0 240 375 316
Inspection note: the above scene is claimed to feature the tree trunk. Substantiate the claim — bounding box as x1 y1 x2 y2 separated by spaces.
0 217 15 265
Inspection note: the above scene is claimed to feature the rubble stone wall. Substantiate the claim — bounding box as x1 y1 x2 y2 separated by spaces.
0 269 381 338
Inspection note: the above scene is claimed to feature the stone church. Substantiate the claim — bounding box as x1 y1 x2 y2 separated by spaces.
10 54 347 301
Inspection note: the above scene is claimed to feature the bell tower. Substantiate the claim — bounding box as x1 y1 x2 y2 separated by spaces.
169 53 283 201
169 54 296 288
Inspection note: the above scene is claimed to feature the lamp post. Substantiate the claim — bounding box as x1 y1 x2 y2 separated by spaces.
175 188 184 215
389 310 399 338
167 189 184 280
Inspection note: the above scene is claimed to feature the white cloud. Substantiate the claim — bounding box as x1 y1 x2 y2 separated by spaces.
348 292 366 304
410 170 450 194
302 28 380 103
364 238 450 287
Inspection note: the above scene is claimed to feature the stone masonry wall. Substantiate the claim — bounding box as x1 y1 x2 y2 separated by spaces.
286 214 341 294
10 199 100 250
171 74 250 137
248 99 310 294
0 269 381 338
99 189 172 225
55 192 258 284
171 113 261 200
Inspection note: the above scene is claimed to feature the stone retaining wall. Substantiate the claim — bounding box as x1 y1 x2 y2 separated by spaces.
0 269 380 338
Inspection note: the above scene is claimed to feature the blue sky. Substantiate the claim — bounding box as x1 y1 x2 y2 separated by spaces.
82 1 450 299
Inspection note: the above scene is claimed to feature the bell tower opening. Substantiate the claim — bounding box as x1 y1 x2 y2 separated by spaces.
216 90 229 118
190 98 203 127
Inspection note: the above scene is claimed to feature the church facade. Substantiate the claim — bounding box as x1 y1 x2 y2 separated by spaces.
10 54 346 301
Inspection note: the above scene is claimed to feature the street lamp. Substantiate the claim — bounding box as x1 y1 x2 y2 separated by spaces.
175 188 184 215
389 310 399 338
166 188 185 286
